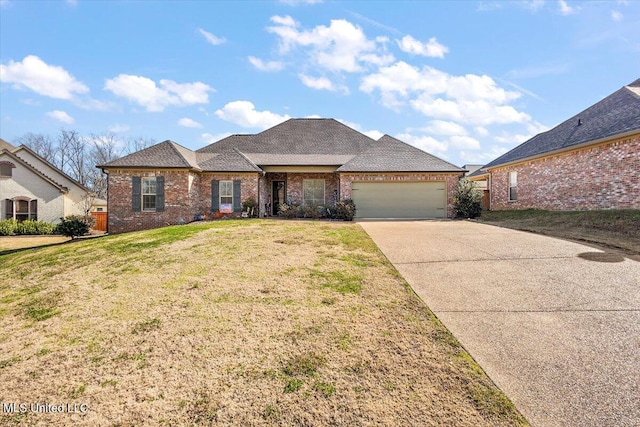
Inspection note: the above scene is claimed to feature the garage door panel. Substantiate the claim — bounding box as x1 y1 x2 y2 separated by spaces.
351 182 446 218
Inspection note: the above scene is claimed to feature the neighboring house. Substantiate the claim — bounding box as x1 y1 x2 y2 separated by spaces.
98 118 464 234
481 79 640 211
0 138 93 223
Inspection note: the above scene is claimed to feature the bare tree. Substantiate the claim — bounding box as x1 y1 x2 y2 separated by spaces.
15 133 57 165
88 133 124 199
125 136 155 154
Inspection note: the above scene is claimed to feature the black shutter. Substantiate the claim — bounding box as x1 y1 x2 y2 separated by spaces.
211 180 219 212
30 200 38 220
5 199 13 219
155 176 165 212
233 180 241 212
132 176 141 212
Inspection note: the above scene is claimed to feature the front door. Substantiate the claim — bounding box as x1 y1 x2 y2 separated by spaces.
272 181 285 215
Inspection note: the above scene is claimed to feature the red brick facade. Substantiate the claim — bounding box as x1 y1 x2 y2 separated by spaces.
489 134 640 211
339 173 462 218
107 169 259 234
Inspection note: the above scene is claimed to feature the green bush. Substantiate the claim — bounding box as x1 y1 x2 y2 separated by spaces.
453 178 482 219
0 219 18 236
0 219 56 236
56 216 91 239
335 199 356 221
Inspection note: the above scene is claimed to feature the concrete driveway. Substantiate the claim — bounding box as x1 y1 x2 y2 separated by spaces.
359 220 640 427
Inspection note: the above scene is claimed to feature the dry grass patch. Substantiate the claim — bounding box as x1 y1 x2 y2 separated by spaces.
478 209 640 256
0 220 527 426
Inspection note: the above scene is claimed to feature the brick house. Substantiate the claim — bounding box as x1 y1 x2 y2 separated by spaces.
480 79 640 211
98 118 464 234
1 138 93 223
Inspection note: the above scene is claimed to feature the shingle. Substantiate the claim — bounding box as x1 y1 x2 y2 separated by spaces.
338 135 465 172
98 140 199 168
196 150 262 172
243 153 355 166
484 79 640 169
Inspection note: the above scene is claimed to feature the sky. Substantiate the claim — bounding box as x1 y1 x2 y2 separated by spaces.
1 0 638 167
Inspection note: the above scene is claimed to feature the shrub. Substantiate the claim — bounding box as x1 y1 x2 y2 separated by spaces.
302 204 322 219
56 215 91 239
0 219 17 236
16 220 40 235
323 204 337 220
335 199 356 221
453 178 482 219
279 202 301 219
242 198 258 217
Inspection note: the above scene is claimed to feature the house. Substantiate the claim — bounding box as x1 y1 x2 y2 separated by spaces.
0 138 93 223
98 118 465 234
481 79 640 211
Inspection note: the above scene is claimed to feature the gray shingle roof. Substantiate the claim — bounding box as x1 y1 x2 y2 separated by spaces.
99 118 465 173
484 79 640 169
196 150 262 172
243 153 355 166
338 135 464 172
98 140 200 169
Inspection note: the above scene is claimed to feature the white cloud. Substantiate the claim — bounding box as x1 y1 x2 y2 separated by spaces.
558 0 579 15
0 55 89 99
336 118 382 140
525 0 545 11
267 15 394 73
611 10 623 21
299 74 349 94
421 120 468 136
248 56 285 72
178 117 203 128
475 126 489 137
46 110 74 124
104 74 212 112
459 145 509 164
215 101 290 129
109 124 130 133
396 133 448 154
361 61 529 126
449 135 480 150
397 35 448 58
201 132 232 145
198 28 226 45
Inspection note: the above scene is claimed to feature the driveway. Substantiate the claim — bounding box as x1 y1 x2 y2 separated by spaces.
359 220 640 427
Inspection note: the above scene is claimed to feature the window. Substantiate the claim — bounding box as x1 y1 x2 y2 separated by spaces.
303 179 325 206
0 162 13 177
219 180 233 213
4 198 36 222
142 177 157 211
508 171 518 201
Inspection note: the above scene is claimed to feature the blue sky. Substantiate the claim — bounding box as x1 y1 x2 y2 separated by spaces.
1 0 638 166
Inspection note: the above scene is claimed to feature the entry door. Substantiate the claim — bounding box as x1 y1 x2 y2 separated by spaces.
272 181 285 215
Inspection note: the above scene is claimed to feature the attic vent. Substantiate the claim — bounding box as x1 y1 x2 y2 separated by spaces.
577 118 582 126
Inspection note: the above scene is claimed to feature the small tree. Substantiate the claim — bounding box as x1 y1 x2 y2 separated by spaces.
56 215 92 239
453 178 482 219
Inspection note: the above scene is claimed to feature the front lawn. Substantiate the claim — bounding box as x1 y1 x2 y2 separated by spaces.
0 220 526 426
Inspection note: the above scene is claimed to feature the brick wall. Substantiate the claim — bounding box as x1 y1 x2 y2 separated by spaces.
107 169 195 234
490 135 640 211
278 173 339 205
339 173 462 218
196 173 259 216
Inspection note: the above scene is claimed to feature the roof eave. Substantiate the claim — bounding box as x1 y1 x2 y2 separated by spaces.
485 128 640 171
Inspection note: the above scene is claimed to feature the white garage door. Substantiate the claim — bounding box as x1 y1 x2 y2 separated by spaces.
351 181 446 219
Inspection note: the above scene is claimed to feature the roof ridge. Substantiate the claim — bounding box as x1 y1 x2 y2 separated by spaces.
166 140 199 168
15 144 91 192
379 134 464 171
232 148 262 171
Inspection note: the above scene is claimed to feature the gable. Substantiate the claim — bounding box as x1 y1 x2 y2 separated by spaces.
12 146 90 193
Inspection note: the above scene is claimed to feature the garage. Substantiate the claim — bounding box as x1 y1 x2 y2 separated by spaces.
351 181 446 219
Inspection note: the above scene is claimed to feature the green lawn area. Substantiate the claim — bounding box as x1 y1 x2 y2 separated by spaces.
0 220 527 426
478 209 640 256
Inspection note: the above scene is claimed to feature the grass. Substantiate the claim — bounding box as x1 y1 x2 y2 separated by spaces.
0 220 527 426
478 209 640 256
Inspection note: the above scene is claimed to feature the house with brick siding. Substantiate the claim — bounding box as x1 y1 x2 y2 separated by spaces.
481 79 640 211
1 138 92 223
98 118 464 234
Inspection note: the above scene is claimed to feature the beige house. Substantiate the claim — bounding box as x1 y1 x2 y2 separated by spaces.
0 138 92 223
